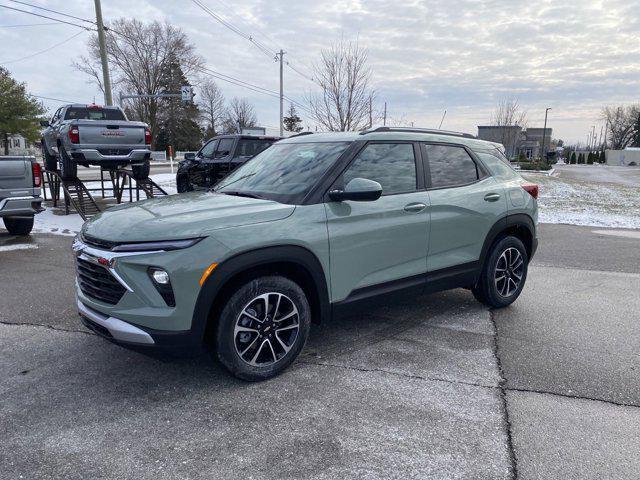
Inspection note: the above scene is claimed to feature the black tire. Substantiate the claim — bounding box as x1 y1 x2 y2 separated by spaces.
472 235 528 308
42 140 57 171
132 160 150 180
216 276 311 381
58 145 77 180
3 216 34 236
176 175 191 193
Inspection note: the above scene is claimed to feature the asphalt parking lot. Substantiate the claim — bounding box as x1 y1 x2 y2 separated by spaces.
1 223 639 479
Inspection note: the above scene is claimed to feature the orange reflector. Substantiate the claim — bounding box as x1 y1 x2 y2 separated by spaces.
199 263 218 287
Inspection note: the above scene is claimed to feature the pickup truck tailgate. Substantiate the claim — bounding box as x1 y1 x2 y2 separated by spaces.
76 120 147 147
0 157 33 191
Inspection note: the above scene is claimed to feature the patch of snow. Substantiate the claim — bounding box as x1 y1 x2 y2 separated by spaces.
0 243 38 252
33 173 178 236
33 207 85 236
523 173 640 229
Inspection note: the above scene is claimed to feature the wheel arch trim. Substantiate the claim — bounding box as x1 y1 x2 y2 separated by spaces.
191 244 330 344
479 214 536 267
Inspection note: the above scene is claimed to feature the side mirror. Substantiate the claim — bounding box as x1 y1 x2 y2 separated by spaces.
329 178 382 202
184 152 196 161
40 120 50 127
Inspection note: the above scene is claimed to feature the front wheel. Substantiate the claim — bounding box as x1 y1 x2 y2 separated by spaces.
473 236 528 308
42 140 57 171
216 276 311 381
3 216 34 236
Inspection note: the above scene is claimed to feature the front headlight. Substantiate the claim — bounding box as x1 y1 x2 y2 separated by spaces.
111 238 203 252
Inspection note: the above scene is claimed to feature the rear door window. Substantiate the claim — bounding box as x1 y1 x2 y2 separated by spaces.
234 138 275 158
423 144 479 188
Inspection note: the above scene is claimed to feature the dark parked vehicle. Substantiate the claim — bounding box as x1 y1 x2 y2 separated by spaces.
176 134 279 192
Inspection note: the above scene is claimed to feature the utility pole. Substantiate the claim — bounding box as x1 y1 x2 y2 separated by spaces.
541 107 551 160
383 102 387 126
94 0 113 106
369 96 373 128
276 50 285 137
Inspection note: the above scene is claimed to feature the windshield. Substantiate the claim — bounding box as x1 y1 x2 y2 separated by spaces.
215 142 350 204
64 107 126 121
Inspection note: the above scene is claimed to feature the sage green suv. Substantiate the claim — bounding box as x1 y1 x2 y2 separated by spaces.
74 127 538 381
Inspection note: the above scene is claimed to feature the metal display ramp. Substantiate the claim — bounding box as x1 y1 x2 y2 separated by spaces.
41 167 168 221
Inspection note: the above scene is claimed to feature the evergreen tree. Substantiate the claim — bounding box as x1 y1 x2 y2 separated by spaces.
283 104 303 133
570 151 576 164
0 67 46 155
155 55 202 152
600 150 606 163
587 152 594 164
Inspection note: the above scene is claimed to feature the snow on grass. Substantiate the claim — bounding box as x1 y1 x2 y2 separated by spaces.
33 173 178 236
522 172 640 229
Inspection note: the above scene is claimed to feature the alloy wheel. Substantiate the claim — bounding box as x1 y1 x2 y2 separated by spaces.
495 247 524 297
233 292 300 367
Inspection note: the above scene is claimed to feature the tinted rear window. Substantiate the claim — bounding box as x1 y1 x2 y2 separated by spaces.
64 107 126 121
234 139 275 158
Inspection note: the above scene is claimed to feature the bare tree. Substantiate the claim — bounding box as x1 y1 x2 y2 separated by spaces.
602 105 640 149
307 39 374 131
221 97 258 134
490 98 528 157
74 19 204 147
198 79 225 137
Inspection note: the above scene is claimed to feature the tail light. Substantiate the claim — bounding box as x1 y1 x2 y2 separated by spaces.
68 125 80 144
32 162 42 188
522 183 539 199
144 127 151 145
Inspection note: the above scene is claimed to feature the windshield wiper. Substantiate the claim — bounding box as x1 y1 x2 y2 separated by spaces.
212 173 256 192
221 190 265 200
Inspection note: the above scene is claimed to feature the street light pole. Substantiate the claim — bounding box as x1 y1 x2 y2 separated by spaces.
94 0 113 106
541 107 551 160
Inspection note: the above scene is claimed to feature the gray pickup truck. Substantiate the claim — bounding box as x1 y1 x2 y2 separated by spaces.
40 104 152 180
0 156 43 235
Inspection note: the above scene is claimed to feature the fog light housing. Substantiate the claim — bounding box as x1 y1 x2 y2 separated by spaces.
148 267 175 307
151 268 170 285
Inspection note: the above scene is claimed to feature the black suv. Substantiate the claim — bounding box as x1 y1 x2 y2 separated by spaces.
176 134 279 192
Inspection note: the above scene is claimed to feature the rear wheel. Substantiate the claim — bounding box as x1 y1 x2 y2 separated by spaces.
216 276 311 381
473 235 528 308
42 140 57 171
132 160 150 180
58 145 77 180
3 216 34 236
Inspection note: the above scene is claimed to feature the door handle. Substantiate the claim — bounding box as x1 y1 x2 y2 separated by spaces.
404 202 427 213
484 193 501 202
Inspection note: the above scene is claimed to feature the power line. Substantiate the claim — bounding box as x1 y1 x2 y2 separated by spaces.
31 94 82 103
0 22 62 27
0 4 95 30
8 0 95 25
0 30 86 65
195 65 313 116
190 0 275 59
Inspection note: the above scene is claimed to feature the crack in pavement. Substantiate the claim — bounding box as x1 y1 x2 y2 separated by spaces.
0 320 92 336
489 309 519 480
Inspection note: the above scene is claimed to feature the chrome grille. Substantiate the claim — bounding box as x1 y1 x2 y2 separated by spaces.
76 257 126 305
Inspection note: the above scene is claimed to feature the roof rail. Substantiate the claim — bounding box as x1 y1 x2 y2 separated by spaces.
288 131 314 138
359 126 476 139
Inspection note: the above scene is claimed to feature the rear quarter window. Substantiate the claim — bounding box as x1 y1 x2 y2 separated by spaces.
476 151 520 181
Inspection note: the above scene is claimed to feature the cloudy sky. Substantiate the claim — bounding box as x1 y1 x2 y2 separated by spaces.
1 0 638 143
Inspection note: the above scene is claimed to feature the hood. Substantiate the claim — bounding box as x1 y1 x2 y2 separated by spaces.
83 191 295 242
